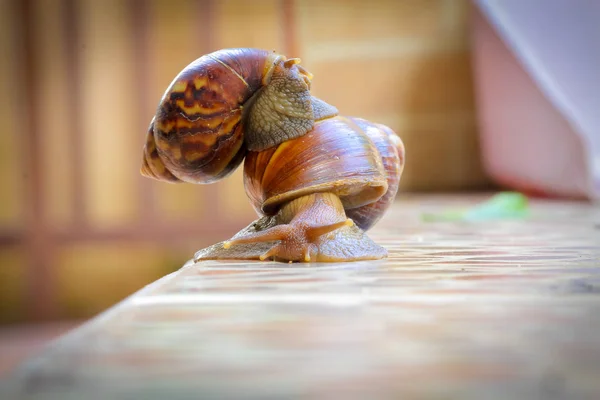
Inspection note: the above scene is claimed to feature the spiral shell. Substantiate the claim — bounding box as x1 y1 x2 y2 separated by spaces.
141 48 283 184
344 118 405 230
243 115 404 229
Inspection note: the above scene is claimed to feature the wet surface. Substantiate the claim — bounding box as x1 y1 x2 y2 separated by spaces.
3 195 600 399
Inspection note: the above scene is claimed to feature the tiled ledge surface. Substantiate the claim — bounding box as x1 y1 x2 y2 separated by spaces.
3 195 600 400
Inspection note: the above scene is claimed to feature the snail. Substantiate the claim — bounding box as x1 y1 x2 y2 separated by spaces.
140 48 405 263
141 48 337 183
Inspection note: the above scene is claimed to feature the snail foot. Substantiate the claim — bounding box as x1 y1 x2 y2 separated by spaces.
223 219 353 262
193 216 387 263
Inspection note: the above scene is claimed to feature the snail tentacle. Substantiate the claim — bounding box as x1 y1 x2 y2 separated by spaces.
223 224 291 249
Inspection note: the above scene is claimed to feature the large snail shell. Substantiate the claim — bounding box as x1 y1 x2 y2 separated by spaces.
344 118 405 230
141 48 283 184
243 116 392 218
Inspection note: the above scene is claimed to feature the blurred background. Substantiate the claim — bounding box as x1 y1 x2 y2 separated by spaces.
0 0 597 373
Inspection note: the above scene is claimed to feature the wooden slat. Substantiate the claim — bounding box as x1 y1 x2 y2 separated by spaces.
17 0 58 320
64 0 86 229
0 246 27 323
78 0 139 228
0 0 25 230
33 0 74 229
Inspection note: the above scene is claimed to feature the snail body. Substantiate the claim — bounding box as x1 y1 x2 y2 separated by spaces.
141 48 404 263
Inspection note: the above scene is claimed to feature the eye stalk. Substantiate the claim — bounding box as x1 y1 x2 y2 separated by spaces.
282 58 313 90
297 66 313 89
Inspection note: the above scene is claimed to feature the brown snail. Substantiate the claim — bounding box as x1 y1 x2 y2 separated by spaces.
141 48 405 263
141 48 337 183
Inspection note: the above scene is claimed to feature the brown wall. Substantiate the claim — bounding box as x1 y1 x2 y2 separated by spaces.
0 0 488 323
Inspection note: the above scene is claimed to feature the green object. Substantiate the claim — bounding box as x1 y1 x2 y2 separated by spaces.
422 192 529 222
